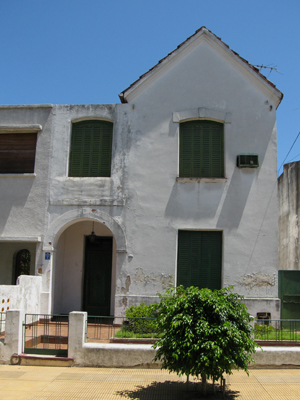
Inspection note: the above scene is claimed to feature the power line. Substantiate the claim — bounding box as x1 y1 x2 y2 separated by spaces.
278 131 300 175
286 152 300 164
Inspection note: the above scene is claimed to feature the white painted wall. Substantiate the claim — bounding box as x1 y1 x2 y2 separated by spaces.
0 106 52 238
113 40 280 316
0 276 42 315
0 31 282 319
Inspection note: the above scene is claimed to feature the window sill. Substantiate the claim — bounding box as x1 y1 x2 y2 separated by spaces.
176 177 227 183
67 176 111 179
0 173 36 178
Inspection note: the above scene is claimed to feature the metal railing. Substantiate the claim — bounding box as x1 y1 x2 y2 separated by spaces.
254 319 300 345
23 314 69 356
86 316 159 342
87 316 300 345
0 312 5 341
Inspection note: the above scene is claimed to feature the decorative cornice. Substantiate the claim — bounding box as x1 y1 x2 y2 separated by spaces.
0 236 42 242
0 104 53 109
173 108 232 123
0 124 43 133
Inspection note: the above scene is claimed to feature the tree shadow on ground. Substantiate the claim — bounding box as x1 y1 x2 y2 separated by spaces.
117 380 239 400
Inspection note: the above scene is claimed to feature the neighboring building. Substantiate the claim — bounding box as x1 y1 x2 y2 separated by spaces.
278 161 300 318
0 27 283 319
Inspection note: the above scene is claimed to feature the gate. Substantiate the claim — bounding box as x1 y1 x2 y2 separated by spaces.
279 271 300 319
23 314 68 357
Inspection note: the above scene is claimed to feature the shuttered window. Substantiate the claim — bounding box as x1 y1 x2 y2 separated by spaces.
69 120 113 177
0 133 37 174
177 230 222 290
179 121 224 178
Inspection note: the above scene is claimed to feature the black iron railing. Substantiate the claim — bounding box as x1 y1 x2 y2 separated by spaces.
254 319 300 345
86 315 159 342
23 314 69 356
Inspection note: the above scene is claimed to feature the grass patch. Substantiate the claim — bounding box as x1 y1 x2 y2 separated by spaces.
254 323 300 341
114 329 162 339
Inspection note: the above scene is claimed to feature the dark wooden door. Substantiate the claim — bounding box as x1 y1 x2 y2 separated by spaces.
83 236 112 316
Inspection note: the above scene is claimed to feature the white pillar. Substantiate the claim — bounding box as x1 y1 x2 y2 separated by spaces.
68 311 87 361
1 310 24 363
40 246 55 314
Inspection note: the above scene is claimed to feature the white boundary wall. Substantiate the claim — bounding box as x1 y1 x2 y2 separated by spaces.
68 312 159 368
2 310 300 368
0 275 43 316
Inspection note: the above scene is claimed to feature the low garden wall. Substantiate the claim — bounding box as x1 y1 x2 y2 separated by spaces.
68 312 160 368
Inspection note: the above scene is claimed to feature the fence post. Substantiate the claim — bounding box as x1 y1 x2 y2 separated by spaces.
68 312 87 361
3 310 24 363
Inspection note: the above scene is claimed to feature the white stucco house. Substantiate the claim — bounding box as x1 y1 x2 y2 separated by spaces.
0 27 283 319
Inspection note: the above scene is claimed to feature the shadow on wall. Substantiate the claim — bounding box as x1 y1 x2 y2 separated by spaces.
216 168 257 229
164 169 257 229
165 180 224 221
0 179 35 236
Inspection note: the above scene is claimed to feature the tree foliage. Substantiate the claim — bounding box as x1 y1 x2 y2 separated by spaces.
153 286 256 381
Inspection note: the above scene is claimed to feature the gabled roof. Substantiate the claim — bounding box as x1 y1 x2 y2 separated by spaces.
119 27 283 107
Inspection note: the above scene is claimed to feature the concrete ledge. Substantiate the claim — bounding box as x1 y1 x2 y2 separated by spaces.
76 342 160 368
252 346 300 368
18 354 74 367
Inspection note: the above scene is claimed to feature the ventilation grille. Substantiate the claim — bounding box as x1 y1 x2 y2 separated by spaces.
237 154 259 168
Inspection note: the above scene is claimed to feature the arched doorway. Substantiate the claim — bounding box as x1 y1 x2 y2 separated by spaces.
53 220 116 316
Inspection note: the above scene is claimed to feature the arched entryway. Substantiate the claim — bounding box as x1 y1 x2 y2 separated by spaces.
44 208 127 317
53 220 116 316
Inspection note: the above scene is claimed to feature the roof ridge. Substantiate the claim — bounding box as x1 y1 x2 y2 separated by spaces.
119 27 283 105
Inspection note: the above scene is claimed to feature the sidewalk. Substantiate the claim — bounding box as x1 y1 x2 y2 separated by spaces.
0 365 300 399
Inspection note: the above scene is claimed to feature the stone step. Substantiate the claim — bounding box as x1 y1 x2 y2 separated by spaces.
15 354 74 367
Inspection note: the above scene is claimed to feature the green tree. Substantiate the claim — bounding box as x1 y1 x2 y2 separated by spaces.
153 286 256 388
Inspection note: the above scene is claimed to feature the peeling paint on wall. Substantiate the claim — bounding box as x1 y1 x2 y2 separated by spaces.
122 296 127 308
237 272 276 288
121 275 131 295
134 268 174 290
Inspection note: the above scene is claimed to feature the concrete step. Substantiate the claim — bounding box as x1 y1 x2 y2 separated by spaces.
15 354 74 367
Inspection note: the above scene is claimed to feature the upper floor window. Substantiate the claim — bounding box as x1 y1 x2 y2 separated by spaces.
0 133 37 174
68 120 113 177
179 120 224 178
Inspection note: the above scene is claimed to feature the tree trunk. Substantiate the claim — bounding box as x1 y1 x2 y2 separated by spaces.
201 373 207 395
186 374 189 390
222 378 226 398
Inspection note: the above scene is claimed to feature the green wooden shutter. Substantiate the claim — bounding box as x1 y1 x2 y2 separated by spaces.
69 121 113 177
177 230 222 290
179 121 224 178
179 123 193 177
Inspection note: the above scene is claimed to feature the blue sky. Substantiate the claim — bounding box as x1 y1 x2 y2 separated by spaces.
0 1 299 175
